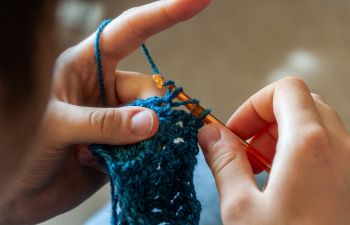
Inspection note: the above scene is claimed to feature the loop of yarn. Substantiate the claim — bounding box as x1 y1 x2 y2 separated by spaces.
91 20 206 225
94 18 112 106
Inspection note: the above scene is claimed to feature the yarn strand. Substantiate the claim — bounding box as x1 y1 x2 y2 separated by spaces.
141 43 160 74
94 19 112 106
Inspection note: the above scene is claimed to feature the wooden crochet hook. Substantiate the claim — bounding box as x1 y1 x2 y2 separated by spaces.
152 74 272 173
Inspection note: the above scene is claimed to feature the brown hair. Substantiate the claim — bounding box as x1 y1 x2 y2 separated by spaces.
0 1 49 111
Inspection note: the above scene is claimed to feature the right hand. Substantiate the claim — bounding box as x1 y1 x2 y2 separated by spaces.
198 77 350 225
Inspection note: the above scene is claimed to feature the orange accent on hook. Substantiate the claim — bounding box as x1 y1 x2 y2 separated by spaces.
152 74 272 173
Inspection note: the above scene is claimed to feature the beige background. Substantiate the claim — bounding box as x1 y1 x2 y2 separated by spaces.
41 0 350 224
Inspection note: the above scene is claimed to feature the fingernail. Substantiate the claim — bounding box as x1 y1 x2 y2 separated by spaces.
131 110 154 136
198 125 221 153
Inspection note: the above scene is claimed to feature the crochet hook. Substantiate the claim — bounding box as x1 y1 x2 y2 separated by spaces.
152 74 272 173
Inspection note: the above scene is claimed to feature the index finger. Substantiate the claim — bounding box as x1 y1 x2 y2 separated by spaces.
78 0 211 64
226 77 323 170
227 77 322 141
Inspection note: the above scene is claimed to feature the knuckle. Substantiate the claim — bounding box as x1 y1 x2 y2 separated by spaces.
122 8 151 41
121 6 139 16
311 93 324 102
159 3 177 24
281 76 308 89
89 109 123 139
105 109 123 138
297 124 330 155
221 195 252 222
209 145 241 177
54 46 76 72
303 124 328 145
88 109 106 136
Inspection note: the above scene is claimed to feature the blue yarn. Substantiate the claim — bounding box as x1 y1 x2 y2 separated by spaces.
140 49 211 120
91 20 206 225
141 43 160 75
94 19 112 106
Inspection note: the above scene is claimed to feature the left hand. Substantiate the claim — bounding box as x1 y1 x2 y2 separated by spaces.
3 1 211 224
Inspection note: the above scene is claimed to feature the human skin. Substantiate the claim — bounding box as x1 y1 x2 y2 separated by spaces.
0 0 212 224
4 1 347 224
198 77 350 225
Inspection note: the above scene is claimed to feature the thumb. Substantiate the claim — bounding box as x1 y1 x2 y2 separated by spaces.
52 101 159 145
198 124 257 204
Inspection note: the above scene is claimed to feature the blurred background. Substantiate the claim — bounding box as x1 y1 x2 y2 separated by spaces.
40 0 350 224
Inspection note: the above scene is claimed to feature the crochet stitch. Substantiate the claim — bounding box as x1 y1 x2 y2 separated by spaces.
91 20 205 225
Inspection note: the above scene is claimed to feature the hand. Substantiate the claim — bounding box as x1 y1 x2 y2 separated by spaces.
198 77 350 225
1 1 211 224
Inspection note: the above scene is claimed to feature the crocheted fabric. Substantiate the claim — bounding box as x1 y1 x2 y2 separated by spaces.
91 86 203 224
91 20 205 225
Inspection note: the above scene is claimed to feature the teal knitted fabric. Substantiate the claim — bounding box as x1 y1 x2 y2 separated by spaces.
90 20 205 224
91 85 203 224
